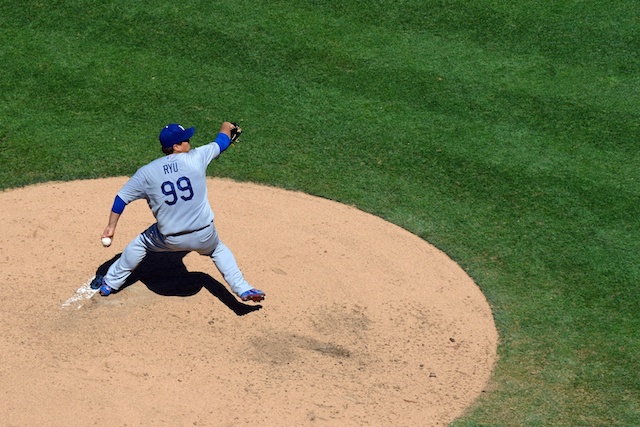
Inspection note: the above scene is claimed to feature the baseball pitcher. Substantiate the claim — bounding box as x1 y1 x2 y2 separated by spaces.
94 121 265 303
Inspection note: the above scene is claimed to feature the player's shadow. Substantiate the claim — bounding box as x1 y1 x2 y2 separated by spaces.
95 251 262 316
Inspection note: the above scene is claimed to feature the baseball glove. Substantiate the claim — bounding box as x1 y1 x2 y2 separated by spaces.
230 122 242 143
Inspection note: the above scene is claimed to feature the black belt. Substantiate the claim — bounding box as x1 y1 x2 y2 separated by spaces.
164 221 212 237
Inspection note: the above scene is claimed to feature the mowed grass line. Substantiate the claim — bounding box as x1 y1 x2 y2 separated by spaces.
1 1 639 425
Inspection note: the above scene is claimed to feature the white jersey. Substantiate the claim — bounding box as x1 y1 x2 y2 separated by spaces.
117 142 221 236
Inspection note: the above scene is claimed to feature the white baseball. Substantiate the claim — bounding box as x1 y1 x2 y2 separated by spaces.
101 237 112 247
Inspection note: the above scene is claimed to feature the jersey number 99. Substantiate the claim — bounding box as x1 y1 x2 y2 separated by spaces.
162 177 194 205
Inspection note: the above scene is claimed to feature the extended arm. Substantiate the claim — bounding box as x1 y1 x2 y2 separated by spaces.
102 195 126 240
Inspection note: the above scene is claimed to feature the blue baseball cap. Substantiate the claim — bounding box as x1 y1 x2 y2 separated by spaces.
159 124 196 148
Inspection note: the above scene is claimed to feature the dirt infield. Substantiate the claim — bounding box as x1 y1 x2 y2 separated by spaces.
0 177 497 426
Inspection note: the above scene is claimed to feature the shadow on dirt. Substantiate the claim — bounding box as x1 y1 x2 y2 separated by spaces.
95 251 261 316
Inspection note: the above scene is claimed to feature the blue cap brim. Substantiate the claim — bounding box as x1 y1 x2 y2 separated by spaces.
183 127 195 141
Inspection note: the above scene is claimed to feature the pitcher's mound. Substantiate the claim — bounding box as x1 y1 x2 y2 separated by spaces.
0 177 497 426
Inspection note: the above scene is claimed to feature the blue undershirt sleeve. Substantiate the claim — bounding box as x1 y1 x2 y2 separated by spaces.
214 132 231 152
111 195 127 214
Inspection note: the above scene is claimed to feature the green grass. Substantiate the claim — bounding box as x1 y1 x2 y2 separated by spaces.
2 0 639 425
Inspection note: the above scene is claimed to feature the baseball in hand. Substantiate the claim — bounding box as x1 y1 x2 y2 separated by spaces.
101 237 112 247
